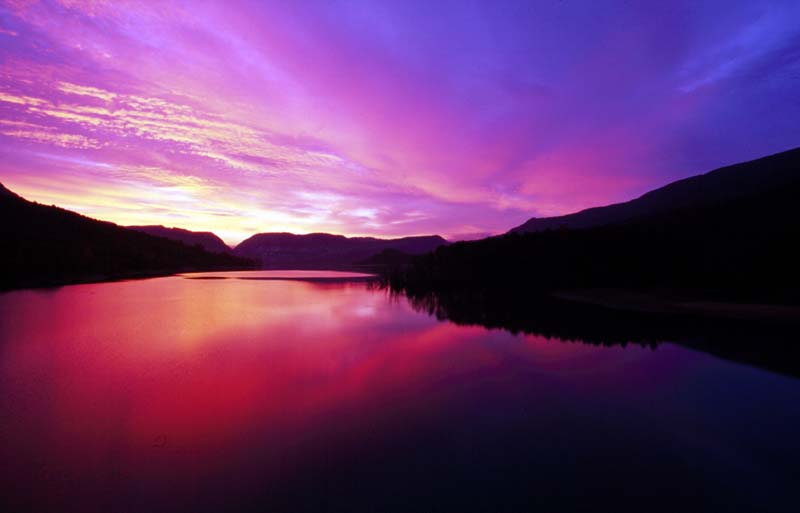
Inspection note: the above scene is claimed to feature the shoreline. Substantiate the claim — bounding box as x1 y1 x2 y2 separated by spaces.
0 267 379 293
553 288 800 323
0 266 255 293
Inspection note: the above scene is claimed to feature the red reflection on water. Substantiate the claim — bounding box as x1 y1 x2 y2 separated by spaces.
181 270 376 280
0 275 659 510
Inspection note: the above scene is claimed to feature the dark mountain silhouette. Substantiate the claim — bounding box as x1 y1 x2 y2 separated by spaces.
511 147 800 233
357 248 416 268
387 147 800 306
0 183 252 290
0 182 18 199
235 232 447 268
128 225 231 254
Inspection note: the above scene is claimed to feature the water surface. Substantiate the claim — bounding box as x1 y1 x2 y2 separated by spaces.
1 272 798 512
181 270 375 280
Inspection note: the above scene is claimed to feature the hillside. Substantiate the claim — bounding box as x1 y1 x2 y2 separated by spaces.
234 232 447 268
128 225 231 254
389 147 800 305
511 147 800 233
0 183 252 289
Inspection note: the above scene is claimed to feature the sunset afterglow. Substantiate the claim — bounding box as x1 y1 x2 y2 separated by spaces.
1 1 799 244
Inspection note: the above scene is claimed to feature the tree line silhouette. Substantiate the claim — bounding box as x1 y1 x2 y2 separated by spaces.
386 179 800 305
382 285 800 379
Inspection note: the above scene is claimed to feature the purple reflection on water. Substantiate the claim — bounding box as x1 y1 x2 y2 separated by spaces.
0 274 798 512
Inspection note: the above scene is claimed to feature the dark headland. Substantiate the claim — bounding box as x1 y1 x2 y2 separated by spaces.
384 147 800 321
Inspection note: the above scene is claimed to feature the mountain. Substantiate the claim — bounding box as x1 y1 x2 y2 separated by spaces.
234 232 447 268
388 147 800 305
356 248 419 268
0 183 252 289
128 225 231 254
0 182 18 199
511 147 800 233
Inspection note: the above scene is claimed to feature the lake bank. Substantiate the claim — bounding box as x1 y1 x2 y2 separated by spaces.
0 268 378 293
0 265 255 293
554 288 800 323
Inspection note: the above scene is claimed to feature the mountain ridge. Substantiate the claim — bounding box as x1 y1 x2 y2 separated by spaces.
128 225 231 254
0 182 17 198
235 232 448 268
511 147 800 233
387 146 800 305
0 184 252 289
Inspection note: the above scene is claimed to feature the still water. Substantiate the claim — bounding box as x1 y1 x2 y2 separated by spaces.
1 271 798 512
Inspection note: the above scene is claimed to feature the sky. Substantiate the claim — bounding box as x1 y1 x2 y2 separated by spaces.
1 0 799 245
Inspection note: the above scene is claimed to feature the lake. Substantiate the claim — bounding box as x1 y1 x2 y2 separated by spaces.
1 271 798 512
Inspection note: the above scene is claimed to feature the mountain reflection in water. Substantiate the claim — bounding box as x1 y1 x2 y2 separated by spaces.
1 274 798 513
395 286 800 379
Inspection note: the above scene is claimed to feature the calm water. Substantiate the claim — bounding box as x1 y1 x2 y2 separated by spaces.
1 272 799 512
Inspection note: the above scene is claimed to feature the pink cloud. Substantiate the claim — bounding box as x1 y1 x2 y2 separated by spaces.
2 1 796 243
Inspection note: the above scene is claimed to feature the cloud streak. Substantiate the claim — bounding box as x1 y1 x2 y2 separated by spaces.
1 0 799 244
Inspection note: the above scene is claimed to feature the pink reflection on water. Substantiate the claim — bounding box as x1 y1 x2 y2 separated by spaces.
180 270 376 280
0 275 663 510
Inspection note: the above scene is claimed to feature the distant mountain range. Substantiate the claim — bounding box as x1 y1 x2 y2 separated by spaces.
5 146 798 296
0 181 449 288
388 147 800 305
127 226 448 269
511 147 800 233
0 183 252 289
128 225 231 254
234 232 447 268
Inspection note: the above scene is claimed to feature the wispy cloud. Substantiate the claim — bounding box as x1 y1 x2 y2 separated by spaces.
1 0 799 243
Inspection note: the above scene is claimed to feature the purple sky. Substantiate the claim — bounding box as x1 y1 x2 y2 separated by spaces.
1 0 799 244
